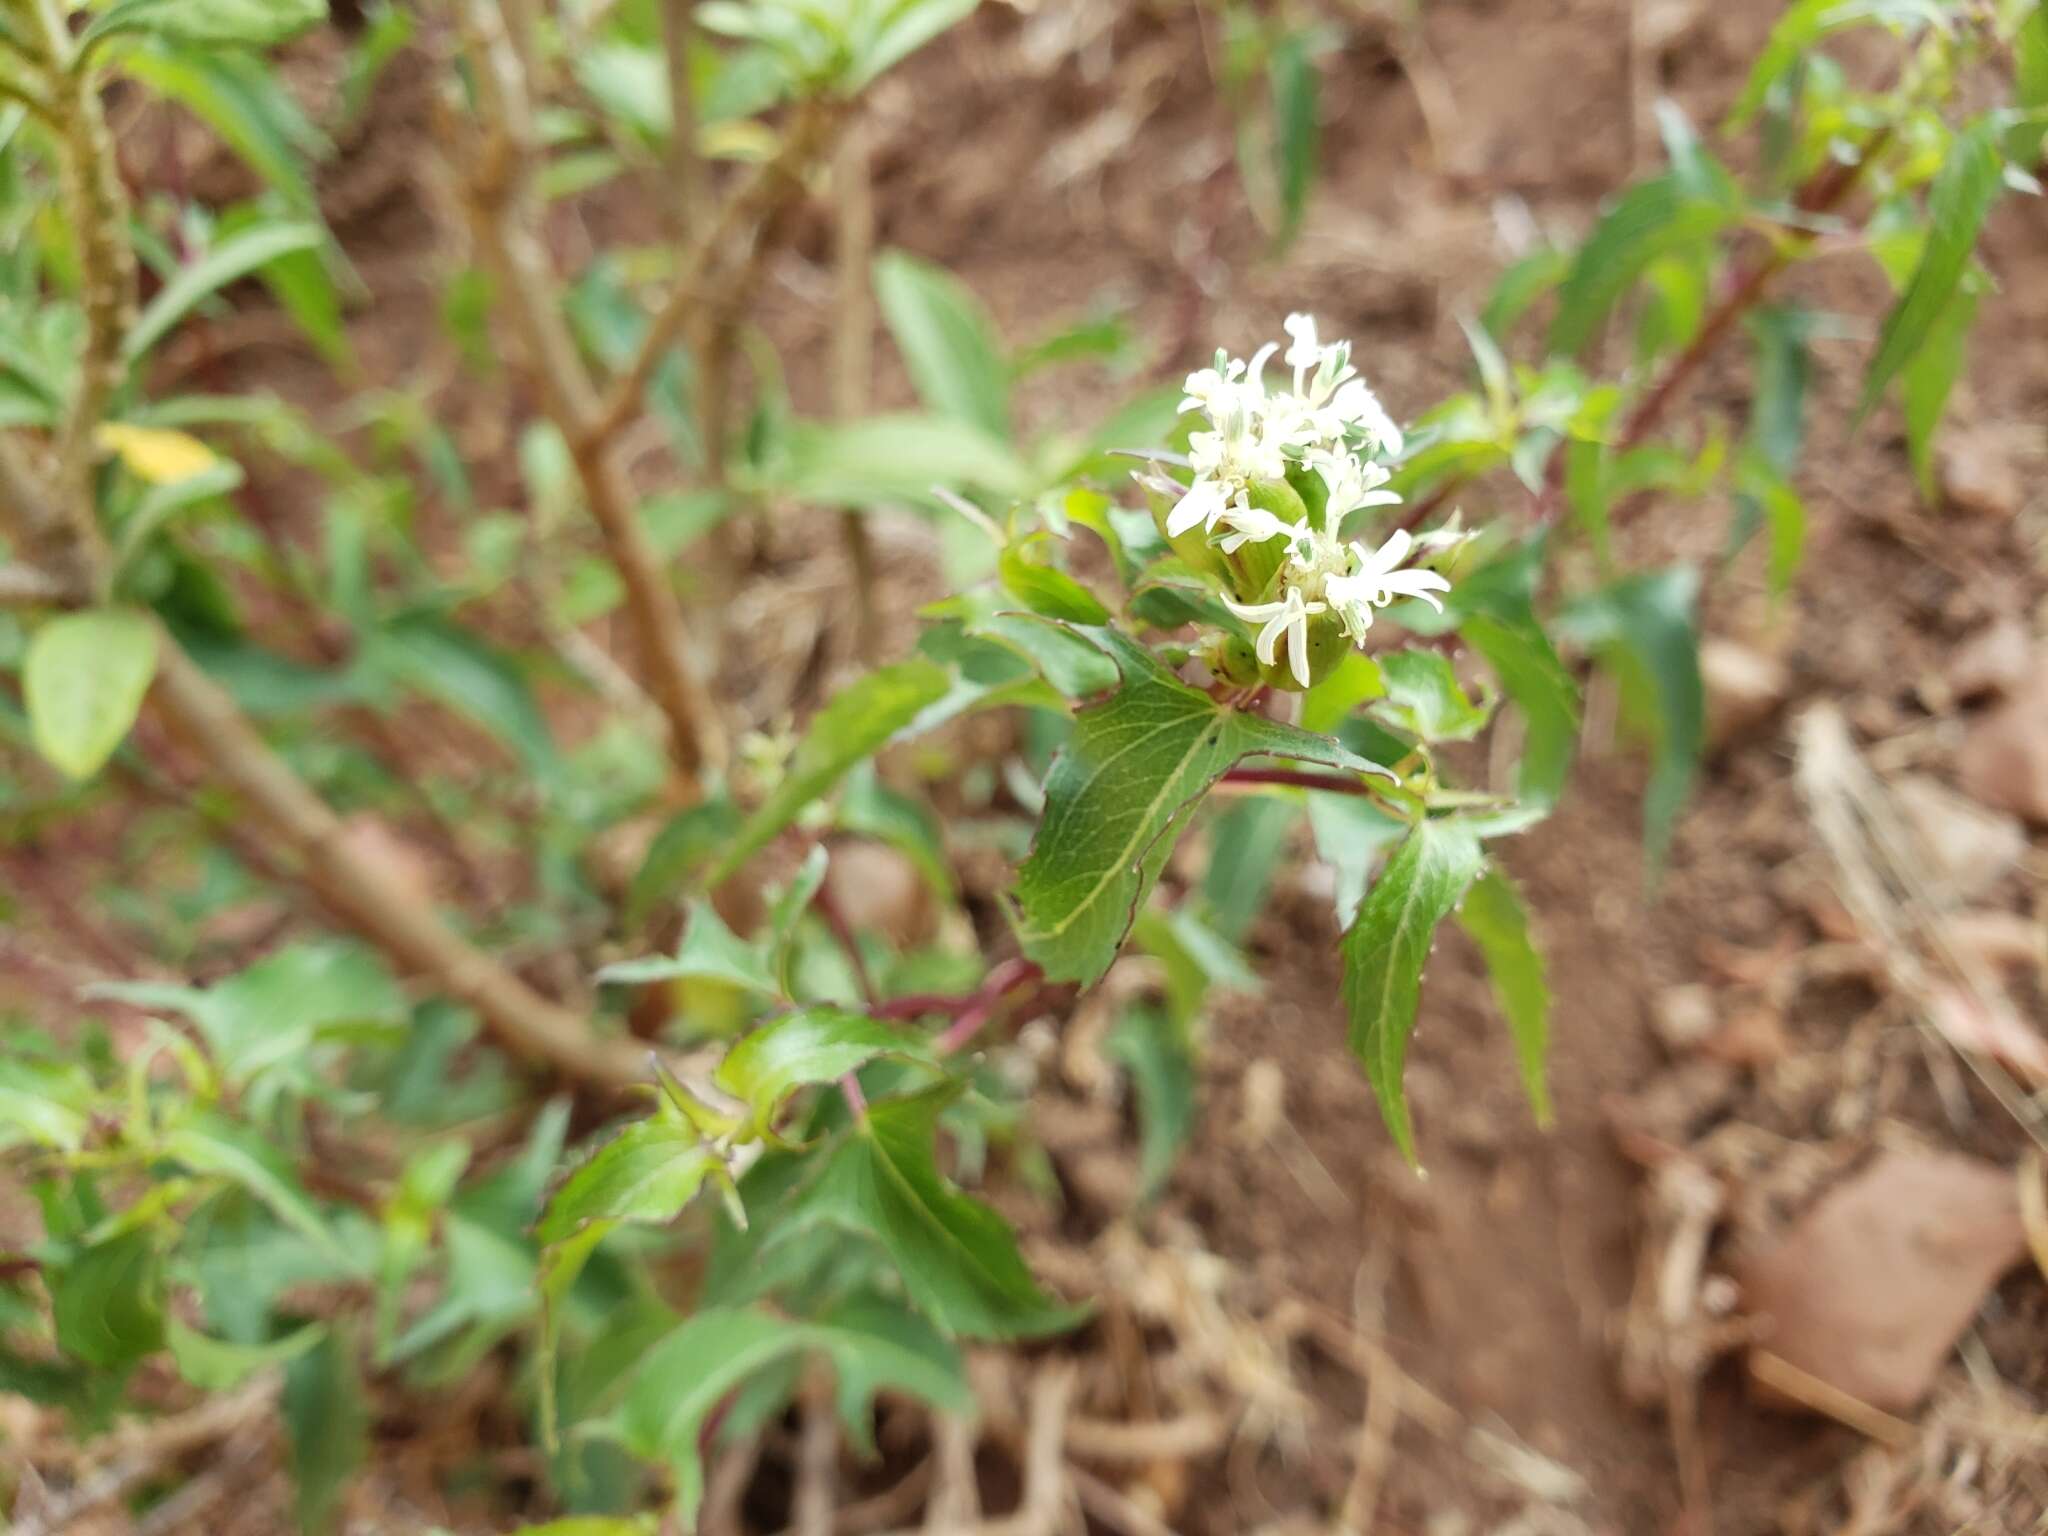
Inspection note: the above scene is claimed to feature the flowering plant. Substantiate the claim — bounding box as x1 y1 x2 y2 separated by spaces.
0 0 2040 1530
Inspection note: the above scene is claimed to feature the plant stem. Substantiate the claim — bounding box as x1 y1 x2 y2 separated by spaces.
1219 766 1385 795
148 641 650 1087
455 0 725 790
660 0 707 242
832 115 880 660
1 13 650 1092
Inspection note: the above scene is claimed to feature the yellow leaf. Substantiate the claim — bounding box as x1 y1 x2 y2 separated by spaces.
96 423 220 485
699 120 779 163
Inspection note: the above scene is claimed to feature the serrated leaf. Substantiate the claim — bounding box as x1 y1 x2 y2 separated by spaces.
535 1120 720 1245
1558 566 1703 869
24 607 159 780
1550 176 1737 357
124 221 325 365
83 0 326 51
799 1084 1080 1338
714 1007 934 1143
874 250 1011 439
1456 869 1552 1125
1010 627 1390 986
710 660 952 885
1308 792 1409 928
1859 117 2004 420
1340 818 1483 1163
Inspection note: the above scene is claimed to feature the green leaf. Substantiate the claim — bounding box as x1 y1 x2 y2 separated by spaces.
121 45 326 211
621 1300 969 1525
597 901 779 996
1550 176 1737 357
1308 793 1409 928
849 0 980 88
24 607 159 780
715 1007 935 1143
124 221 325 365
1481 247 1570 340
1105 1002 1197 1202
167 1318 323 1390
800 1084 1080 1337
2011 2 2048 167
628 795 741 926
1455 869 1552 1125
1746 305 1812 476
83 0 326 51
283 1326 368 1535
1374 649 1491 743
874 250 1011 439
1727 0 1950 128
53 1229 165 1368
710 660 952 885
1201 794 1297 940
89 941 406 1087
535 1119 720 1245
364 613 560 782
998 546 1111 625
1267 27 1320 248
1860 117 2004 420
1901 281 1979 501
838 765 956 902
1339 818 1484 1163
967 611 1119 699
1557 566 1703 868
1733 449 1807 598
1010 627 1390 986
165 1111 344 1263
1461 614 1577 807
773 414 1033 505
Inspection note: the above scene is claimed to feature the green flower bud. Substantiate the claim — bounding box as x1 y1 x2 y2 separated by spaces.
1228 477 1310 602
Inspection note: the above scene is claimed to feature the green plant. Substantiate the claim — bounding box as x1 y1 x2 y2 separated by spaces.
0 0 2041 1530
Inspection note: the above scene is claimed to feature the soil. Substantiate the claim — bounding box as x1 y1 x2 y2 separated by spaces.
14 1 2048 1533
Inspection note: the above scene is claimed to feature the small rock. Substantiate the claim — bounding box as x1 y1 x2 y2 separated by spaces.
1703 639 1792 752
1938 425 2025 519
1946 621 2034 702
1959 668 2048 824
1650 983 1718 1054
1890 773 2026 906
1737 1149 2027 1414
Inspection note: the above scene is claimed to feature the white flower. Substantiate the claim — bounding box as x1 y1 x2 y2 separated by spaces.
1325 529 1452 637
1330 377 1404 457
1224 587 1327 689
1166 477 1232 538
1308 447 1403 525
1214 502 1304 554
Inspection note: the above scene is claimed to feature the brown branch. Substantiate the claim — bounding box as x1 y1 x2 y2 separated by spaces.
454 0 725 790
581 97 837 454
660 0 708 242
149 640 649 1087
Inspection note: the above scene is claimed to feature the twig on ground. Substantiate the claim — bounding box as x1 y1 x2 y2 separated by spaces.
797 1378 842 1536
1748 1350 1916 1450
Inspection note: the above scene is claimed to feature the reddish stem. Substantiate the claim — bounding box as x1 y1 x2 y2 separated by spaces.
1220 767 1383 796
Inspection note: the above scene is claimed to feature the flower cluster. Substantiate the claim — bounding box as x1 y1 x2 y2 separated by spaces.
1161 315 1453 687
